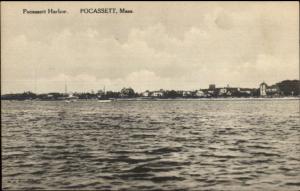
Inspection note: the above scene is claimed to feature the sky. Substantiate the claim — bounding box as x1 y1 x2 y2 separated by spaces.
1 2 299 93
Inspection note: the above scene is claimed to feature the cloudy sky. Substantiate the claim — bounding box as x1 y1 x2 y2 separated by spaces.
2 2 299 93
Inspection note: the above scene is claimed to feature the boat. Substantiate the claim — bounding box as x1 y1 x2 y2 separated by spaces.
98 100 112 103
65 93 79 102
97 85 113 103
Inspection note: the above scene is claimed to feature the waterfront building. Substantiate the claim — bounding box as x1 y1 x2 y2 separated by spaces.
152 91 164 97
182 91 192 97
219 88 227 95
209 84 216 90
195 90 205 97
266 85 280 96
141 90 150 97
218 87 239 96
238 88 252 96
259 82 267 96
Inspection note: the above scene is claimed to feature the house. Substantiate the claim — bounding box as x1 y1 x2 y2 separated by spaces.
228 88 239 96
218 87 238 96
209 84 216 90
219 88 227 96
182 91 192 97
195 90 205 97
141 90 150 97
151 90 164 97
266 85 280 96
202 89 213 97
238 88 252 95
208 90 215 94
259 82 267 96
259 82 280 96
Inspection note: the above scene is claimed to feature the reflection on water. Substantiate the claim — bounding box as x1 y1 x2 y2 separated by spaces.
2 100 300 190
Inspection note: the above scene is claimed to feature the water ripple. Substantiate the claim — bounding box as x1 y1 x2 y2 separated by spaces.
2 100 300 190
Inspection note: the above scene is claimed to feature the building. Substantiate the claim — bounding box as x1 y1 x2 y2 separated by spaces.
195 90 205 97
152 90 164 97
202 89 213 97
141 90 150 97
182 91 192 97
266 85 280 96
238 88 253 96
209 84 216 90
218 87 239 96
219 88 227 96
259 82 267 96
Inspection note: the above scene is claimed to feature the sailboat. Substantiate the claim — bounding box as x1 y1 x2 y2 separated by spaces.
98 86 112 103
64 79 78 102
98 99 112 103
65 93 79 102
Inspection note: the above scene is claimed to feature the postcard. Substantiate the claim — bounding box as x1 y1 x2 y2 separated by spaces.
1 1 299 190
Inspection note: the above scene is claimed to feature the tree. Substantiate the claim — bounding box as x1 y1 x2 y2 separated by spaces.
106 91 120 98
277 80 300 96
120 87 135 98
164 90 180 98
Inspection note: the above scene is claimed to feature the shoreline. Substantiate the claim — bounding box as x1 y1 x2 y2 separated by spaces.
115 97 300 101
2 97 300 102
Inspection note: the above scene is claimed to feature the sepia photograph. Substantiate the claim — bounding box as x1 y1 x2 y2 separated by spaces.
1 1 300 190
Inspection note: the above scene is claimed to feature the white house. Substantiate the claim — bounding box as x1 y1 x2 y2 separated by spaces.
219 88 227 95
152 91 164 97
182 91 192 97
260 82 267 96
141 91 150 97
195 90 205 97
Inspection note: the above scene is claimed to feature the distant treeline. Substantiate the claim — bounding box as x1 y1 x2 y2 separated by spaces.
276 80 300 95
1 80 299 100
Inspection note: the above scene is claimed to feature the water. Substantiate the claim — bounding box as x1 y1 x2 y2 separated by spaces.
2 100 300 190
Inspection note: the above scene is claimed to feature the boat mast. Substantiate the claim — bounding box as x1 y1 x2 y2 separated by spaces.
34 71 37 93
34 64 37 93
64 77 68 95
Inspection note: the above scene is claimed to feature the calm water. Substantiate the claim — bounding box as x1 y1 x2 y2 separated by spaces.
2 100 300 190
